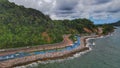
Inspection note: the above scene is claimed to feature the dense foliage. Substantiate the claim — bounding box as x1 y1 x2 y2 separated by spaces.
102 25 114 35
96 24 115 35
0 0 102 49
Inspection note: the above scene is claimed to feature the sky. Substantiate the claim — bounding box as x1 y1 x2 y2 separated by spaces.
9 0 120 24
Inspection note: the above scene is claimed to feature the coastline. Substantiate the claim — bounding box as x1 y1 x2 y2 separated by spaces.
16 35 102 68
0 35 102 68
0 35 73 56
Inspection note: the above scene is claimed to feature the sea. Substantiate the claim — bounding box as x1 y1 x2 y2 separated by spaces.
23 27 120 68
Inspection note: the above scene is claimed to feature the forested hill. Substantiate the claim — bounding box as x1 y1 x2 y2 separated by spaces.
110 21 120 26
0 0 51 25
0 0 98 49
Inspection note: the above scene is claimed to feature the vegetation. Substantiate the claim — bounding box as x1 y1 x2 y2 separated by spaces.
0 0 114 49
102 25 114 35
110 21 120 26
96 24 115 35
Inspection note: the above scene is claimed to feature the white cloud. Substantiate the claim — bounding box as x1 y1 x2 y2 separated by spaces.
9 0 120 22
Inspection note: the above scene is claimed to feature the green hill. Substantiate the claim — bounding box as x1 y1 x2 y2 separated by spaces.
0 0 98 49
110 21 120 26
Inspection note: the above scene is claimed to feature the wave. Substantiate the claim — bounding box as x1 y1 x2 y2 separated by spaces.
14 36 104 68
14 49 92 68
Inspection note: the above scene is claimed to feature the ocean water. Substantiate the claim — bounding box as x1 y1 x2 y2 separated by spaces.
30 27 120 68
0 36 80 62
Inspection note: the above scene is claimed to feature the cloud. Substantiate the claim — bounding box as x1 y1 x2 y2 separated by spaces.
9 0 120 23
56 0 78 10
93 0 112 4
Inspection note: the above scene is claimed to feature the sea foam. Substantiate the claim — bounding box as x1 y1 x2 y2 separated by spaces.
14 37 99 68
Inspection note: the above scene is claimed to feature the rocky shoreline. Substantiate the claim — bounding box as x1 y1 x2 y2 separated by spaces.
0 35 100 68
0 35 73 56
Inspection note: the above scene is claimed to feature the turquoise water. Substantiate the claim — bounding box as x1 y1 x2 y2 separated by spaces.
0 36 80 61
32 27 120 68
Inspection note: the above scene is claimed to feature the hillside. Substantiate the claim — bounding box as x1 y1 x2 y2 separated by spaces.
0 0 98 49
110 21 120 26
